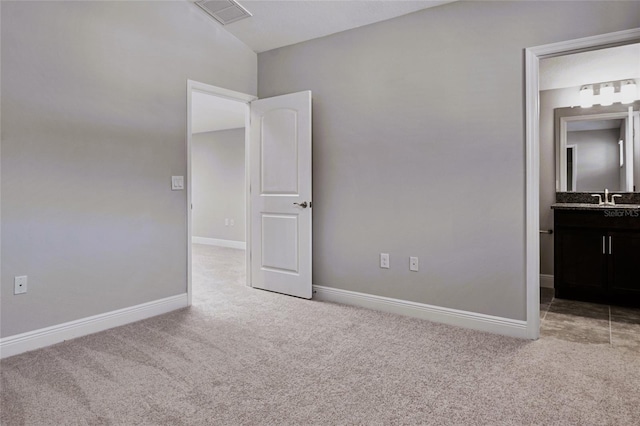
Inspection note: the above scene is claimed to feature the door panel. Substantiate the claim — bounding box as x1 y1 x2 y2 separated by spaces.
261 214 299 273
556 228 607 290
609 231 640 295
250 91 312 299
261 108 299 194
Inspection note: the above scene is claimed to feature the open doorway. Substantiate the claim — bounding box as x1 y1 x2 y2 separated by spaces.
527 31 640 343
191 92 246 250
187 81 255 305
186 81 314 305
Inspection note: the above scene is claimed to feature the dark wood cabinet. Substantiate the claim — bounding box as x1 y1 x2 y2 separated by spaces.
554 209 640 306
608 231 640 296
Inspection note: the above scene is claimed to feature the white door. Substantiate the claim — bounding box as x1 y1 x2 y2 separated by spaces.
249 91 312 299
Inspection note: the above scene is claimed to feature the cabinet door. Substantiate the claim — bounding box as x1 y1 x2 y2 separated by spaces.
555 228 607 294
609 231 640 295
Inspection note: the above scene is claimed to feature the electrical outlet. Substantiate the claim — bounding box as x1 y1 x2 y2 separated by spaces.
410 257 419 272
171 176 184 191
14 276 27 295
225 218 229 226
230 219 235 226
380 253 390 269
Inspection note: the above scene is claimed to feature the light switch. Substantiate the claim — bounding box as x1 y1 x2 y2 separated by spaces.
14 276 27 295
410 257 419 272
171 176 184 191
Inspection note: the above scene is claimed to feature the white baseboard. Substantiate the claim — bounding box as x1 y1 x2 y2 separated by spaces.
0 294 188 359
540 274 554 289
192 237 246 250
313 285 529 339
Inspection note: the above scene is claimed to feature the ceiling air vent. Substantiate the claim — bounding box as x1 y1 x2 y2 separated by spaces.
195 0 252 25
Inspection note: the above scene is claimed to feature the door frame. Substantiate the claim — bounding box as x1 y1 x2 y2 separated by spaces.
186 80 257 306
524 28 640 339
565 144 577 192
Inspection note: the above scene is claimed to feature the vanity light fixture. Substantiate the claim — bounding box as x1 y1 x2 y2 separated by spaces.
599 82 614 106
621 79 637 104
579 85 594 108
579 80 638 108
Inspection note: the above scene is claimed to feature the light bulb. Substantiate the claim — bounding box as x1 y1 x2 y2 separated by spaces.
621 80 637 104
600 83 614 106
579 85 593 108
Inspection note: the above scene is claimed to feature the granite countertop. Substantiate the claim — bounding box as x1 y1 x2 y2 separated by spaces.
551 203 640 210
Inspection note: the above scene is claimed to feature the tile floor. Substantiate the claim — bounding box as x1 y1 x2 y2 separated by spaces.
540 287 640 352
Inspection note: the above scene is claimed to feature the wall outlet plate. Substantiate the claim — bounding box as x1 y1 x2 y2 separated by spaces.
171 176 184 190
410 257 419 272
14 276 27 295
380 253 390 269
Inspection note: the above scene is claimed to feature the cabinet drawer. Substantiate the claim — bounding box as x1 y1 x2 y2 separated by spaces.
555 209 640 230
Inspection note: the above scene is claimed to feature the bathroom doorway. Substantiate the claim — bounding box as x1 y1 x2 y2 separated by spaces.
527 30 640 343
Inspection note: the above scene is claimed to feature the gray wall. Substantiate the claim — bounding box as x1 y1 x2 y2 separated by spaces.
258 0 640 320
1 1 256 337
569 129 621 192
192 129 245 242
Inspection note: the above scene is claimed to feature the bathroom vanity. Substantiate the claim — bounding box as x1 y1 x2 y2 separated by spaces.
553 203 640 306
550 102 640 306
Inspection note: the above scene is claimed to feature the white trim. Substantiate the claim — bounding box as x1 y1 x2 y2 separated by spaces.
528 28 640 58
525 28 640 341
192 237 246 250
187 80 257 306
313 286 528 339
189 80 256 104
540 274 555 289
525 47 541 340
0 294 188 359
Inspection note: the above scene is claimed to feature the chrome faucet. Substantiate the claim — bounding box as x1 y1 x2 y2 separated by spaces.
610 194 622 205
596 188 623 206
591 194 603 205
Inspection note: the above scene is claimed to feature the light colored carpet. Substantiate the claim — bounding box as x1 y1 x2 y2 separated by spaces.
1 244 640 425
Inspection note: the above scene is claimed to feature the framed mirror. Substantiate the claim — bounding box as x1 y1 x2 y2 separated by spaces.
556 101 640 192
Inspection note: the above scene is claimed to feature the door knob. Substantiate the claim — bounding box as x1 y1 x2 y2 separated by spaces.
293 201 308 208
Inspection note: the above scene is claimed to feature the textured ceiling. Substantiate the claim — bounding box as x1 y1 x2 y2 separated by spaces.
540 43 640 91
191 0 456 53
